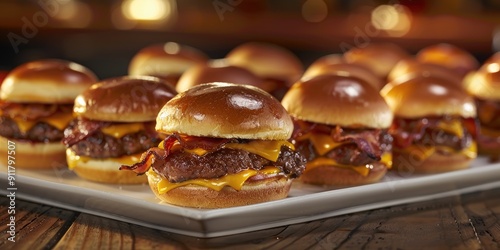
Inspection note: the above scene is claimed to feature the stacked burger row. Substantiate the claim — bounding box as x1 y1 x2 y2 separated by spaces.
0 41 498 209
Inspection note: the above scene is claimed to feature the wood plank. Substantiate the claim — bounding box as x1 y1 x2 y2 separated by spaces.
53 213 186 250
0 197 78 249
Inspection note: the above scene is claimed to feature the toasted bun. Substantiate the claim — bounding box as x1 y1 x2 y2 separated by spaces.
299 162 388 186
302 62 384 90
343 43 410 78
156 82 293 140
0 137 66 169
74 76 177 122
464 65 500 100
306 54 345 70
147 172 292 208
225 42 303 86
281 74 393 129
388 58 462 85
416 43 479 77
381 75 476 118
176 62 264 92
66 149 147 184
392 149 473 174
128 42 209 78
1 59 97 103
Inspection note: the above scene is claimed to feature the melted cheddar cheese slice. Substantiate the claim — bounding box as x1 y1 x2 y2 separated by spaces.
223 140 294 162
436 119 464 139
149 166 281 194
399 141 477 161
305 152 393 177
298 132 392 176
66 149 143 170
100 123 145 138
12 112 74 133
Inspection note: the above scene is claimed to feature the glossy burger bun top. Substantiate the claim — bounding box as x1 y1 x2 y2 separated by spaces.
416 43 479 77
343 43 410 78
128 42 209 77
175 60 264 92
388 58 462 85
0 59 97 104
281 74 393 129
74 76 177 122
381 75 476 118
302 61 384 90
225 42 304 86
156 82 293 140
464 62 500 100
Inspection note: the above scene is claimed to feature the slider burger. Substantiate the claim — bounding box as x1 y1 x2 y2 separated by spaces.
62 76 177 184
225 42 304 99
388 58 462 87
302 60 384 90
381 76 477 173
175 60 263 92
0 59 97 169
416 43 479 79
281 75 394 186
463 57 500 159
120 82 306 208
128 42 209 86
343 43 410 79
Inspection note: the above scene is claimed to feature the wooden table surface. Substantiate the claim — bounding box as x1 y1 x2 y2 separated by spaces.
1 186 499 250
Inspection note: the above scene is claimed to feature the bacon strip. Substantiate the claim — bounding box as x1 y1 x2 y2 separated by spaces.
332 126 383 160
119 133 235 175
390 117 476 149
0 102 71 120
62 119 110 147
180 135 233 151
119 134 179 174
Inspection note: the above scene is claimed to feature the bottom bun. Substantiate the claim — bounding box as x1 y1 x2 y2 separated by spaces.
299 162 388 186
66 149 147 184
147 173 292 208
0 137 67 169
392 149 473 175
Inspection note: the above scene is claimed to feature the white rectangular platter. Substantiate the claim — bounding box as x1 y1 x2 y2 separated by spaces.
1 157 500 238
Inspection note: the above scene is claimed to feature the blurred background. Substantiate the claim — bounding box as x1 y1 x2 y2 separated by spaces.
1 0 500 78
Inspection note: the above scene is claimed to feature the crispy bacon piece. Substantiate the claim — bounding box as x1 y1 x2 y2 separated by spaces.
119 147 167 174
332 126 383 160
292 119 387 161
118 133 233 175
179 135 234 151
62 118 110 147
390 116 476 150
0 102 71 120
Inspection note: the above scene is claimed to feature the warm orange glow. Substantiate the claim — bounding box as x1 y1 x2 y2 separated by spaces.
121 0 170 21
53 0 92 28
371 4 412 37
302 0 328 23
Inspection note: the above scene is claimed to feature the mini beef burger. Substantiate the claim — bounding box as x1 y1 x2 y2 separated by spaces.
63 76 177 184
464 58 500 160
0 59 97 169
382 76 477 173
281 75 394 186
120 82 306 208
